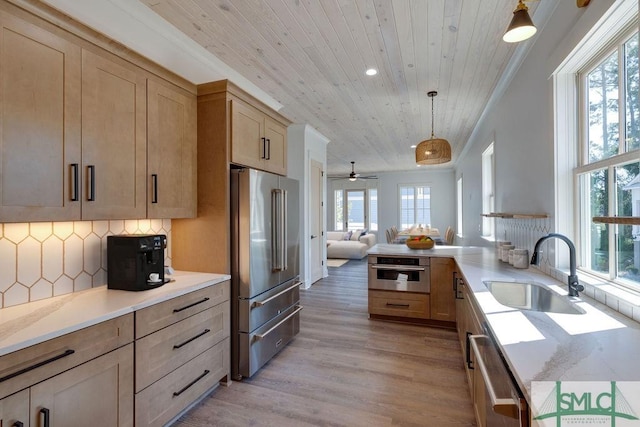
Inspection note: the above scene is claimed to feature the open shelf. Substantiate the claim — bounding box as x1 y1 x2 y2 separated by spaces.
593 216 640 225
481 212 548 219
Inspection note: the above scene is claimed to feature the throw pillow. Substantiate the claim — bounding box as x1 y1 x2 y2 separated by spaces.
343 231 353 240
351 229 362 241
360 228 368 237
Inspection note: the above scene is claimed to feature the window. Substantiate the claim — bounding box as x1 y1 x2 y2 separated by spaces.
399 185 431 229
334 188 377 231
457 176 463 237
368 188 378 231
574 24 640 288
482 143 495 238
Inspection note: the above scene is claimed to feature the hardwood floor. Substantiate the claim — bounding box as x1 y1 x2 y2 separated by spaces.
174 259 476 426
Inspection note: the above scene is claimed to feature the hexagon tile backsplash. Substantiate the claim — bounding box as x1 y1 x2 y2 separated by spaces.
0 219 172 308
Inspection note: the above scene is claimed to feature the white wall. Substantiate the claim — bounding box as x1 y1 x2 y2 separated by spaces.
455 0 618 250
327 168 456 243
287 124 329 288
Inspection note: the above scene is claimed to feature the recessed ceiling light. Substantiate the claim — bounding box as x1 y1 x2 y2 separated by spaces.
365 68 378 76
410 144 417 148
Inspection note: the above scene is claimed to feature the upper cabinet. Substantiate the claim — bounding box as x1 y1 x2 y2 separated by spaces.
81 49 147 220
0 10 82 222
147 79 197 218
230 99 288 175
0 2 197 223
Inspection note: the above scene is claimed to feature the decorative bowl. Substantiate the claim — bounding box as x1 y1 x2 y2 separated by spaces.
405 236 434 249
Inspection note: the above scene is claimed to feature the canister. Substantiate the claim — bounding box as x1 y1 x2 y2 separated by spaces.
500 244 514 262
512 249 529 269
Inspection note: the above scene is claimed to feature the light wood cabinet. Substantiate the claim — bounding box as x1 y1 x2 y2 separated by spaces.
0 389 29 427
429 257 457 322
31 344 134 427
147 79 197 218
134 281 230 427
0 9 81 222
230 99 288 175
0 315 134 427
172 80 290 275
368 289 430 319
81 49 147 220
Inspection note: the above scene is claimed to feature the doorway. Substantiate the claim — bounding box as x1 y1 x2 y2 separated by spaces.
309 159 324 284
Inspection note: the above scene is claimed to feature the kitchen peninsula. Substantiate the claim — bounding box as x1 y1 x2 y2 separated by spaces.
367 243 640 424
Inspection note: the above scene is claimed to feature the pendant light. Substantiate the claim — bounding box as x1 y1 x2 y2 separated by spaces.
503 0 537 43
415 91 451 165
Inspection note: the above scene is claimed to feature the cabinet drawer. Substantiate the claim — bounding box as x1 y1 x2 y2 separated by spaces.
368 290 430 319
136 303 230 392
136 282 229 338
0 314 133 399
135 337 229 427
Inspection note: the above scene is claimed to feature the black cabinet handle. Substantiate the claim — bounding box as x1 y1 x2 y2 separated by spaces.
173 297 210 313
87 165 95 201
151 174 158 204
0 349 75 383
173 370 210 397
13 421 24 427
70 163 79 201
173 329 210 349
40 408 50 427
452 271 457 292
386 303 410 308
261 137 267 159
266 138 271 160
465 332 474 370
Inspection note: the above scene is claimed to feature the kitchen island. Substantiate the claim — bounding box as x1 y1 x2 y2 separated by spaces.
368 244 640 423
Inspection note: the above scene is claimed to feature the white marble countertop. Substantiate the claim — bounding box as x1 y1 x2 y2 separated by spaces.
368 244 640 402
0 271 230 357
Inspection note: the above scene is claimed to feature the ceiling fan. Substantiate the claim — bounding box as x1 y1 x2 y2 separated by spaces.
332 161 377 181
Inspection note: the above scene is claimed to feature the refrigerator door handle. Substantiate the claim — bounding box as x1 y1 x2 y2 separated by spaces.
282 189 288 271
272 189 285 271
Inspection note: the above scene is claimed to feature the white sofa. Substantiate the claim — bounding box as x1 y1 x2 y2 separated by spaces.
326 230 377 259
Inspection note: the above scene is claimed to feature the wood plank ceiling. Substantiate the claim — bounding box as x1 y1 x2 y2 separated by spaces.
139 0 537 176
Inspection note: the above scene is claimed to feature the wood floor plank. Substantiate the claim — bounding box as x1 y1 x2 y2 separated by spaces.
173 258 476 426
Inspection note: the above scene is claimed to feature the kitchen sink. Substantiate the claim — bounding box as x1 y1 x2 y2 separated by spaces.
483 281 585 315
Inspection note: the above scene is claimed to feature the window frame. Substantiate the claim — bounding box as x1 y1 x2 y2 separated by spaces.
398 184 432 230
457 176 463 237
482 143 495 239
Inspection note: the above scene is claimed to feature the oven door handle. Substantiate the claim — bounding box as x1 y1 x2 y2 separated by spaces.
253 281 302 307
468 334 522 420
371 265 426 272
254 305 303 340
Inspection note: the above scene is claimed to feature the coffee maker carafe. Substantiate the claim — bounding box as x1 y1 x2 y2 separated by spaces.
107 234 167 291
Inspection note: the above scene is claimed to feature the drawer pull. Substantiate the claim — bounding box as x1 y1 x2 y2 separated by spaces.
40 408 50 427
173 297 210 313
0 349 75 383
255 305 303 340
253 281 301 307
13 422 24 427
386 303 410 308
173 329 211 349
172 369 210 397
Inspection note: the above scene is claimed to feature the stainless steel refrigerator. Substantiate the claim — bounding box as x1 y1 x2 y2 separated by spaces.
230 168 302 379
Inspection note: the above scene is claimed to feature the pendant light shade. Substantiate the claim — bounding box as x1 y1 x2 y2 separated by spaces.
415 91 451 165
503 0 537 43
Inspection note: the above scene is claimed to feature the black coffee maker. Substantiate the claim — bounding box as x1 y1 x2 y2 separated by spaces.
107 234 167 291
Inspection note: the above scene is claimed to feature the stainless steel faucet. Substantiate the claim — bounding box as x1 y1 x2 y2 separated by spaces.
531 233 585 297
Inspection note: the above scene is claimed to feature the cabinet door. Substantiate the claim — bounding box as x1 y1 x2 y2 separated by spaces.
147 79 196 218
429 257 457 322
30 344 133 427
230 99 264 170
0 389 29 427
81 49 146 220
264 116 287 175
0 11 81 222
